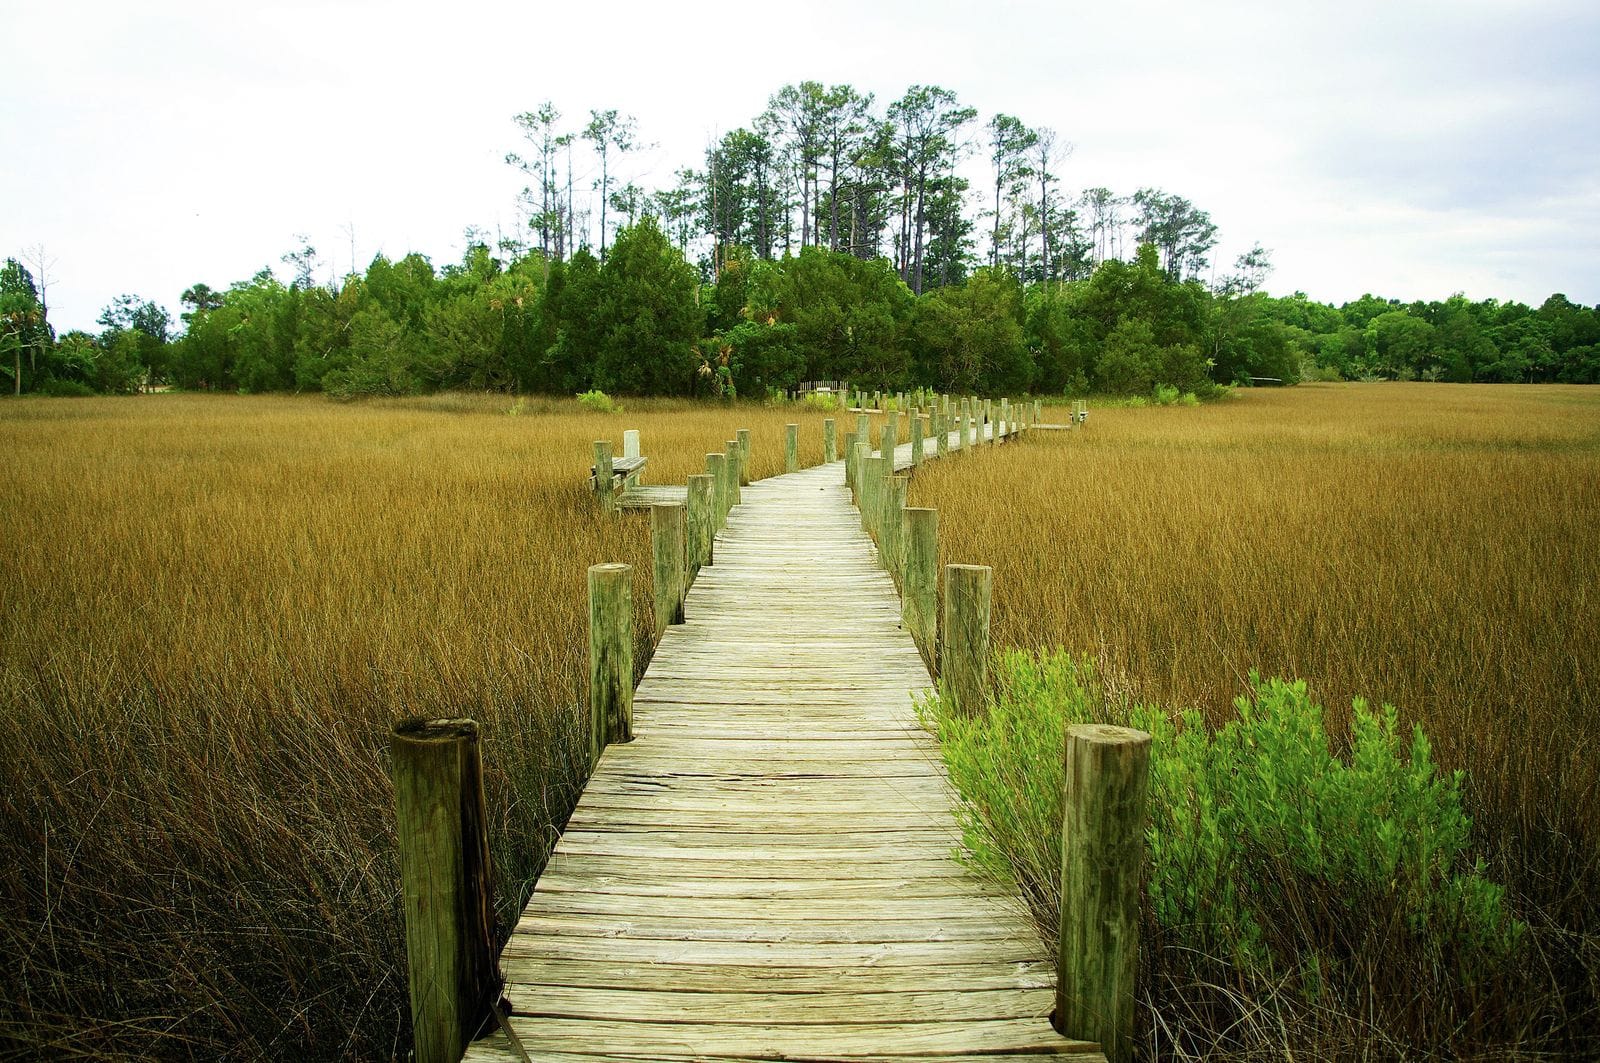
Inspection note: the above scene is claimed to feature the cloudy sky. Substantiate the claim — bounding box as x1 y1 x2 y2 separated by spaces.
3 0 1596 333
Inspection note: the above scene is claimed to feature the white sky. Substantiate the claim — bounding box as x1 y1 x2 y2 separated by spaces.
3 0 1597 333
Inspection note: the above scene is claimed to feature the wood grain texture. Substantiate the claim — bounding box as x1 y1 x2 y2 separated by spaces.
470 441 1098 1061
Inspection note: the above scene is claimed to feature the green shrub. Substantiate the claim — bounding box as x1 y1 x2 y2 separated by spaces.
38 378 98 397
801 390 838 411
1153 383 1181 405
922 650 1521 1013
576 389 620 414
1178 391 1199 406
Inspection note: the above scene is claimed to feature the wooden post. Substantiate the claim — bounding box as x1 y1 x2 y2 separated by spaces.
785 423 799 474
882 475 907 587
910 413 924 466
725 441 742 509
737 429 751 485
883 410 899 461
902 507 937 664
651 502 686 631
1056 725 1152 1063
592 440 614 511
854 440 871 521
941 564 991 717
391 718 498 1063
623 428 641 459
855 413 870 449
936 409 949 457
864 454 888 540
824 418 837 463
588 563 633 762
686 474 713 575
707 452 727 529
844 432 858 494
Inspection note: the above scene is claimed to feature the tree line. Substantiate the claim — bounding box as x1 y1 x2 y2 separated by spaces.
3 78 1595 398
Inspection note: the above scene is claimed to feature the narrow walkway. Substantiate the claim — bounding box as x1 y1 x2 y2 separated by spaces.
468 436 1095 1059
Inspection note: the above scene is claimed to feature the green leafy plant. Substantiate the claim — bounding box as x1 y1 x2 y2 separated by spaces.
576 388 621 414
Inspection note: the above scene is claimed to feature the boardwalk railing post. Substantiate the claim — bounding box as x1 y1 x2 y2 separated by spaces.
588 562 634 765
910 413 924 467
686 474 714 576
936 409 949 457
882 475 907 588
864 455 889 541
726 441 743 509
854 441 871 519
883 410 899 461
593 440 615 511
902 507 938 665
392 718 499 1063
651 502 686 631
823 417 837 463
707 452 728 530
1057 725 1152 1063
737 429 752 486
941 564 991 717
785 423 799 473
844 432 858 493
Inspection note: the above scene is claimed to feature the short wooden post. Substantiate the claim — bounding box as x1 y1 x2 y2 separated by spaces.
856 413 870 449
650 502 686 631
588 563 633 763
823 418 837 463
902 507 937 663
623 428 641 459
707 452 727 529
941 564 991 717
737 429 751 485
391 718 499 1063
883 410 899 460
725 441 742 509
686 474 714 575
592 440 615 511
785 423 799 473
910 413 924 466
1056 725 1152 1063
881 475 907 587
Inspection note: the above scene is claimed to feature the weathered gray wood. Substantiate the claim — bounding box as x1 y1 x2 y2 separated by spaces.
823 417 837 463
588 563 633 763
706 452 727 530
623 428 640 459
1057 725 1152 1063
737 428 751 485
936 408 949 457
785 423 799 473
910 412 924 466
592 440 614 511
725 441 742 510
864 455 890 544
881 475 907 590
882 410 899 461
941 564 992 717
843 431 858 494
902 507 938 665
855 412 870 449
650 502 686 631
686 474 714 577
392 718 498 1063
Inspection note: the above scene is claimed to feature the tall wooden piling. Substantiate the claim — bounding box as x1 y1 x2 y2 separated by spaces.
823 418 837 463
686 474 714 575
902 507 937 664
391 718 499 1063
864 455 889 541
737 429 751 485
910 413 924 466
853 440 871 516
785 423 799 473
941 564 991 717
881 475 907 588
593 440 614 511
707 453 728 528
1056 725 1153 1063
651 502 686 631
882 410 899 459
588 562 633 762
725 441 742 508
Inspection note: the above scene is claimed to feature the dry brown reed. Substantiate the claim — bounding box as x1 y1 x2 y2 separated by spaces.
0 392 840 1059
909 382 1600 1056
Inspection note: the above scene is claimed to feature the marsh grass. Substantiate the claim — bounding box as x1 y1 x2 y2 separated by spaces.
0 393 838 1059
910 382 1600 1056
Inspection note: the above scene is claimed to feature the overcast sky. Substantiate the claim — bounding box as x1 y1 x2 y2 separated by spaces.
3 0 1597 333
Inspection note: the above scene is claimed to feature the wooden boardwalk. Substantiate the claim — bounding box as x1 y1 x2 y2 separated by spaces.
467 432 1098 1060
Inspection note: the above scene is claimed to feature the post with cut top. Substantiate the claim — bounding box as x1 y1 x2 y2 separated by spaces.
588 562 633 764
844 432 859 493
725 441 742 509
592 440 615 511
882 475 907 588
737 429 751 485
650 502 686 632
902 507 937 665
391 718 499 1063
785 423 799 473
935 408 949 457
623 428 641 459
856 413 870 449
853 440 871 514
707 453 728 530
883 410 899 461
910 413 924 466
941 564 991 717
823 417 837 463
1056 724 1152 1063
863 454 888 540
686 474 714 576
